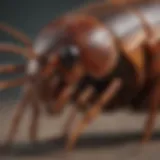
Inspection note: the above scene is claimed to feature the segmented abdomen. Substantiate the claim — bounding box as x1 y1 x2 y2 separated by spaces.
101 2 160 84
82 1 160 110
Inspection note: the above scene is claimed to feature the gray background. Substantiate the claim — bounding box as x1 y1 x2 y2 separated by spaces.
0 0 93 39
0 0 94 100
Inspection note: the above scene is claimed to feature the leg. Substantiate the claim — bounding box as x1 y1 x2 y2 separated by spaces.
62 86 94 136
52 84 77 113
5 87 31 144
65 78 122 150
50 63 85 113
62 108 77 137
29 96 40 142
142 79 160 143
76 86 94 109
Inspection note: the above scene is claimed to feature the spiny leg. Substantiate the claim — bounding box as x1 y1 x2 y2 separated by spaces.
142 78 160 143
5 86 31 145
76 86 95 108
62 107 77 137
29 93 40 142
0 22 32 47
52 67 85 113
52 84 78 113
62 86 95 137
65 78 122 151
42 76 61 114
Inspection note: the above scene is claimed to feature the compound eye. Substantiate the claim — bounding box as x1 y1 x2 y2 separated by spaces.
59 45 80 69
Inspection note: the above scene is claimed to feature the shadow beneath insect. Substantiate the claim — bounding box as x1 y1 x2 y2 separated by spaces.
0 131 160 157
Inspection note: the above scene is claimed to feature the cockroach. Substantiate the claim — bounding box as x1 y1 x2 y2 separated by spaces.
0 0 160 151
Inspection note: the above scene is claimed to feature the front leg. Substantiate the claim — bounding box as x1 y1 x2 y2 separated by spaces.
65 78 122 151
62 108 77 137
5 86 31 145
29 95 40 142
62 86 94 137
142 78 160 143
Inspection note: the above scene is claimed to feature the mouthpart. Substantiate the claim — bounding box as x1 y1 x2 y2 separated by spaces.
26 59 40 76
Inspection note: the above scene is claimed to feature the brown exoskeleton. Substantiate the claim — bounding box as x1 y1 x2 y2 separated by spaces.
0 0 160 151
